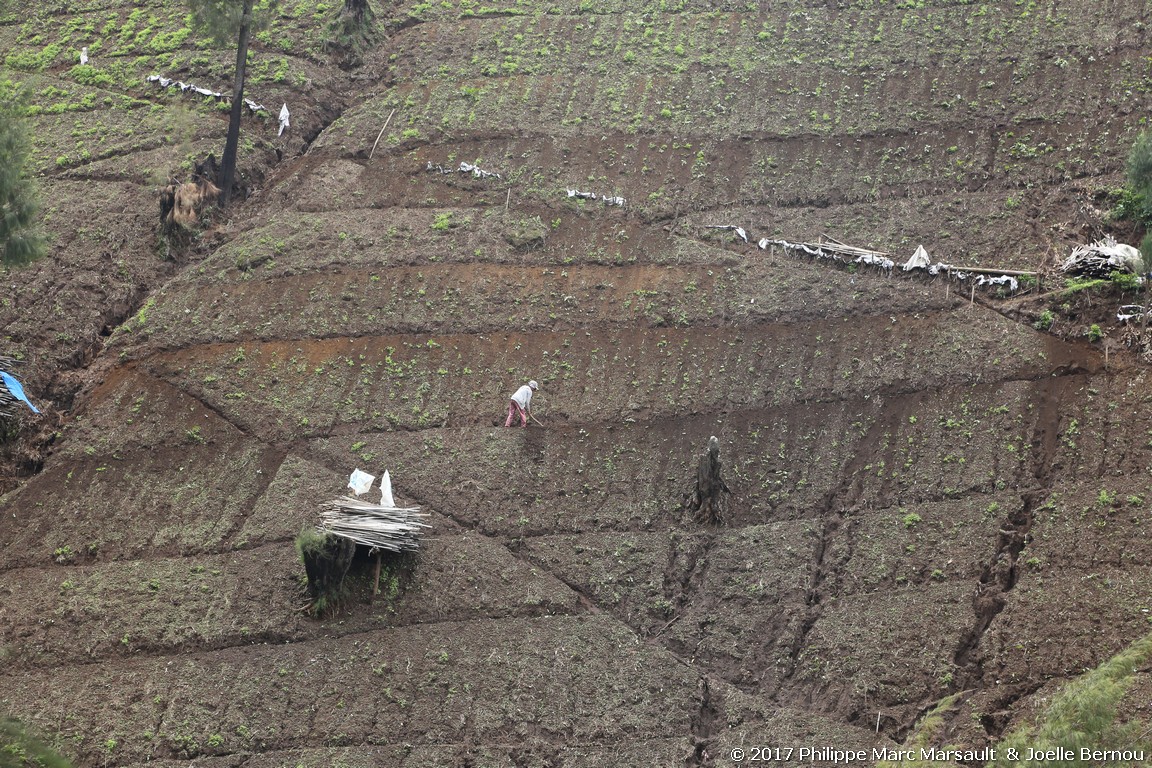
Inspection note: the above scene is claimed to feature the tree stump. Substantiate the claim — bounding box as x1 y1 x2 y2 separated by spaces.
344 0 373 24
299 532 355 613
685 435 730 525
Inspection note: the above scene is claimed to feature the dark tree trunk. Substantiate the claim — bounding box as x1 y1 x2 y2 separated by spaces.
218 0 254 207
344 0 371 23
685 435 730 525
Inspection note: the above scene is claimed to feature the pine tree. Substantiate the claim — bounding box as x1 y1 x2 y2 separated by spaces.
989 632 1152 768
1125 130 1152 226
0 719 73 768
0 88 45 267
327 0 375 63
187 0 274 207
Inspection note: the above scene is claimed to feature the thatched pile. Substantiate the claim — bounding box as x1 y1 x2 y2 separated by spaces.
318 497 429 552
1062 236 1144 278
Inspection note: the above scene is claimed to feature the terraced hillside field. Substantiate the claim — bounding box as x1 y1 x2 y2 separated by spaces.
3 0 1152 765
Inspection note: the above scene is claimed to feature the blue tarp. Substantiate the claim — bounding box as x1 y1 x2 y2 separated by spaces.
0 371 40 414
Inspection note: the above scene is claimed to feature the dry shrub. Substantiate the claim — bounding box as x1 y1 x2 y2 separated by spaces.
161 179 220 231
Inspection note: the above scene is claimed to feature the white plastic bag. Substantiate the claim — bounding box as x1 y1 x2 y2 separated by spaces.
348 468 375 496
380 470 395 508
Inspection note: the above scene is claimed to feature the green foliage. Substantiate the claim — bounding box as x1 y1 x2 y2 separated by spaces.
502 215 548 248
1087 324 1103 342
0 84 45 267
1126 131 1152 223
0 719 73 768
294 527 327 559
68 65 114 88
4 44 63 71
1141 233 1152 272
1061 278 1108 297
1034 310 1054 331
1110 186 1147 223
989 632 1152 768
326 0 376 55
148 27 193 53
187 0 276 47
1109 270 1142 291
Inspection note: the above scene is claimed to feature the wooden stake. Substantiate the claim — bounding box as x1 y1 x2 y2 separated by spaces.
373 551 383 596
368 108 396 161
970 283 975 305
505 187 511 212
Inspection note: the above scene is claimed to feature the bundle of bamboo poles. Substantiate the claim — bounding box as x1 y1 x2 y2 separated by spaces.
1063 251 1132 278
0 356 26 419
815 234 894 262
1062 236 1142 278
318 496 429 552
0 390 20 419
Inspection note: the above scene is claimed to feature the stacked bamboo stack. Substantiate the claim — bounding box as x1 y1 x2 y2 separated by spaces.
318 497 429 552
0 356 27 419
813 235 895 265
1062 236 1143 278
0 390 21 419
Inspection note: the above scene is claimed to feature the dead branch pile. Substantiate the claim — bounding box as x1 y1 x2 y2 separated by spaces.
318 497 429 552
161 156 222 230
161 180 221 229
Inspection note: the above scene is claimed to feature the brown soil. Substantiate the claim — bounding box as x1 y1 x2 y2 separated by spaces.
3 0 1152 765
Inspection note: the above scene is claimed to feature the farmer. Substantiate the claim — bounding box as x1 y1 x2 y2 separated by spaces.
504 380 539 427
